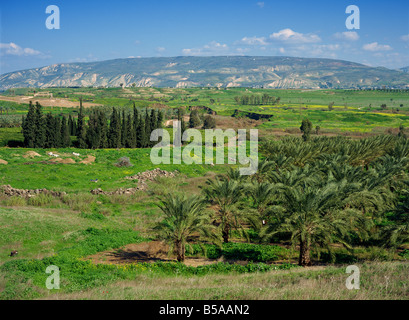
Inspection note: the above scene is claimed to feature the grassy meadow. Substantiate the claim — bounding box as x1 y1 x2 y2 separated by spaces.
0 87 409 300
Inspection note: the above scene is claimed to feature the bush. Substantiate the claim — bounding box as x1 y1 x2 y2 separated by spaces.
188 242 289 262
202 115 216 129
114 156 133 167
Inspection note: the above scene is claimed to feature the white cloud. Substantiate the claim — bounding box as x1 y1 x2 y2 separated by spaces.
333 31 359 41
269 28 321 43
363 42 392 51
238 36 267 45
0 42 42 56
182 41 229 56
156 47 166 52
256 2 264 8
401 34 409 42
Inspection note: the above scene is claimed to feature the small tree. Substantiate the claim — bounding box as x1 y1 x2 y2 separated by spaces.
188 110 201 128
315 125 321 135
328 102 334 111
154 193 216 262
203 178 245 243
300 119 313 141
398 125 407 139
202 115 216 129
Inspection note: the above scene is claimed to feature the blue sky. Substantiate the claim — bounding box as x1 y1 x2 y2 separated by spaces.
0 0 408 74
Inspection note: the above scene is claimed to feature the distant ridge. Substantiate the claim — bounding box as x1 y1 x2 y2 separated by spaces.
400 66 409 73
1 56 408 90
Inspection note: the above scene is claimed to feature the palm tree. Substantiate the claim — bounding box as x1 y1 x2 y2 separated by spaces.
154 193 215 262
261 172 373 266
203 178 245 243
246 181 277 232
381 179 409 247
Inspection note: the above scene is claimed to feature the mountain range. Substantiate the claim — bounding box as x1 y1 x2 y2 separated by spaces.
1 56 408 90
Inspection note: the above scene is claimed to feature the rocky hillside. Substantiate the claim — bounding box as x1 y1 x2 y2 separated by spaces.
1 56 409 90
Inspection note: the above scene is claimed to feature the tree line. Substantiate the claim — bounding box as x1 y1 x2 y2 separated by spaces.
234 94 281 106
22 101 163 149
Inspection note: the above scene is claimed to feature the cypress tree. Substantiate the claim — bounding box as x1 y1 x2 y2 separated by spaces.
133 104 139 147
68 114 73 136
61 116 71 147
45 113 55 148
98 111 108 148
138 116 147 148
150 109 157 131
54 117 62 148
145 109 151 147
86 110 99 149
72 117 77 136
34 102 46 148
157 110 163 128
126 113 135 148
121 110 127 147
76 101 87 148
23 101 36 148
108 107 121 148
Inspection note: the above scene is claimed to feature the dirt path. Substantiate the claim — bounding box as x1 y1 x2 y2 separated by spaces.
84 241 222 267
0 95 102 108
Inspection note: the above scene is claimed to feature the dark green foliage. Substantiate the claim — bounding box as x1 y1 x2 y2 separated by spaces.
300 118 313 141
108 107 121 148
33 102 46 148
144 109 151 147
61 116 71 147
44 113 56 148
54 117 61 148
22 101 36 147
202 115 216 129
189 109 201 128
76 101 87 148
19 100 170 150
234 93 280 105
126 114 135 148
188 242 289 262
121 110 127 147
157 110 163 128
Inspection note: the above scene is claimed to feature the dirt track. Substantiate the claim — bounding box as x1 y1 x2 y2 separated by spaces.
84 241 222 267
0 95 102 108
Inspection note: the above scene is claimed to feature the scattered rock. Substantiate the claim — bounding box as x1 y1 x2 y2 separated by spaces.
124 168 178 190
90 168 178 195
0 185 67 198
0 159 8 165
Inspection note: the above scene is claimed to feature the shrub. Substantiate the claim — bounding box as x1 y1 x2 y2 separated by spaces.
188 242 289 262
114 156 133 167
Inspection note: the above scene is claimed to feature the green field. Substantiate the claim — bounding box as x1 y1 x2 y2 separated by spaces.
1 88 409 300
2 87 409 136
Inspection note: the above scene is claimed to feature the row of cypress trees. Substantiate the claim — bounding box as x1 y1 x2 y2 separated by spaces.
22 101 163 149
22 101 71 148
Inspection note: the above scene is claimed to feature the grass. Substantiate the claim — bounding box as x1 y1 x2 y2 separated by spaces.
1 87 409 300
36 261 409 300
1 88 409 136
0 147 228 193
